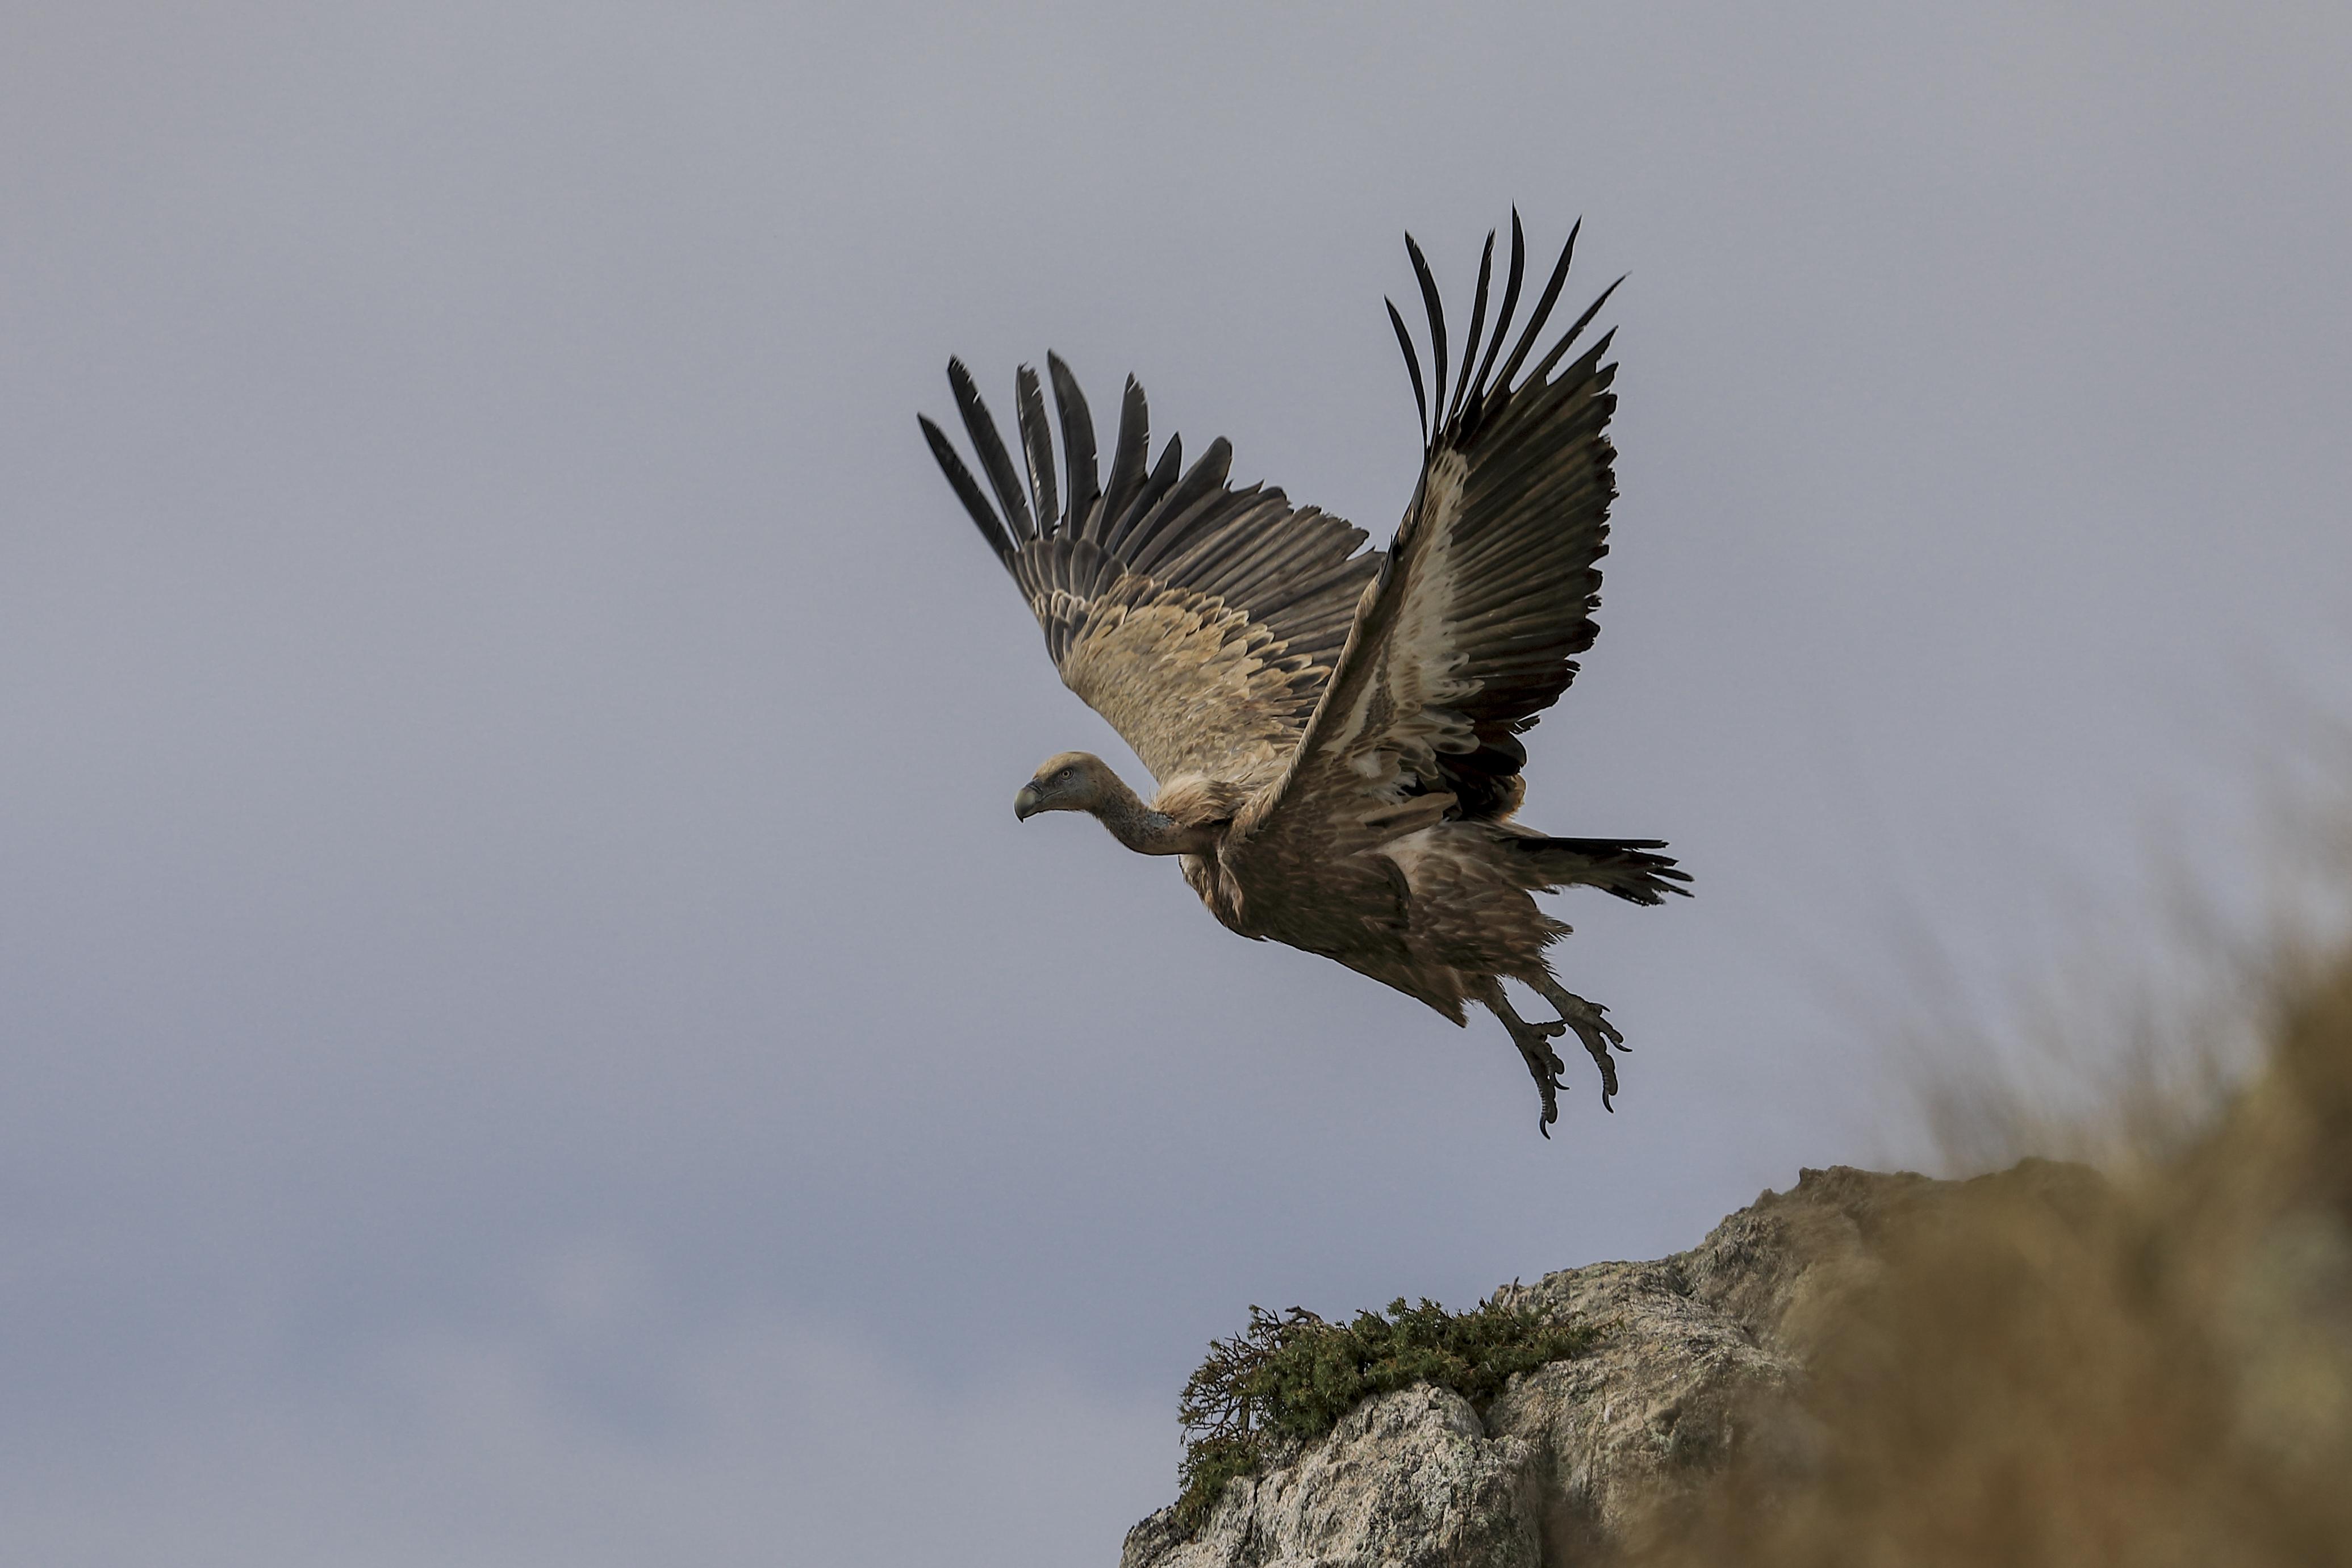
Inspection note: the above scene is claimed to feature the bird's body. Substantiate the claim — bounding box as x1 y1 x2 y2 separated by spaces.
928 216 1688 1132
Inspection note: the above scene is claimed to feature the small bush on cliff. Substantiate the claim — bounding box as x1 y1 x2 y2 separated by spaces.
1174 1295 1597 1529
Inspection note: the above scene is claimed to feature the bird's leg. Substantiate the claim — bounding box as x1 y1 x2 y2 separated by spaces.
1531 975 1627 1111
1479 988 1572 1137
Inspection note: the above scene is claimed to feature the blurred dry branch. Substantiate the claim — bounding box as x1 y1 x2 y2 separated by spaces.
1632 944 2352 1567
1886 708 2352 1184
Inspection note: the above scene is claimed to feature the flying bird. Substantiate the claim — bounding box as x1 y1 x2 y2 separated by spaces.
919 215 1689 1133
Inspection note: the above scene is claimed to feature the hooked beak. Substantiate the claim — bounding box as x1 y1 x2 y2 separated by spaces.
1013 783 1045 821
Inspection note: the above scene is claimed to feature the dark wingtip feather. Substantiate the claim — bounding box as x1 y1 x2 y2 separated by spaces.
1014 363 1058 540
918 413 1018 568
1129 431 1182 525
1101 375 1151 530
1444 229 1495 428
1466 211 1527 421
947 357 1036 542
1527 278 1625 386
1183 434 1233 490
1386 296 1429 446
1405 233 1448 443
1118 435 1234 572
1046 352 1101 541
1492 218 1579 396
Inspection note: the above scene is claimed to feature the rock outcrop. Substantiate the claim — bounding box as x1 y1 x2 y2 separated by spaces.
1122 1159 2111 1568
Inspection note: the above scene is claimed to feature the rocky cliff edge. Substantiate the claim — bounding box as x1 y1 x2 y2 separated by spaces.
1121 1160 2113 1568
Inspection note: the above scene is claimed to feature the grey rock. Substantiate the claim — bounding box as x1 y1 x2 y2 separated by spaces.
1123 1384 1543 1568
1122 1162 2096 1568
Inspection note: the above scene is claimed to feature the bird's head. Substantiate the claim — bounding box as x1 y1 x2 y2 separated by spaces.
1014 751 1110 821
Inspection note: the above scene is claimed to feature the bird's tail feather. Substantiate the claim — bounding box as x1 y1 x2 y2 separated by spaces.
1510 836 1692 905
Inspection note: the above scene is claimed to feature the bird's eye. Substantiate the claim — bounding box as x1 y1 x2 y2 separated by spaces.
1055 767 1076 783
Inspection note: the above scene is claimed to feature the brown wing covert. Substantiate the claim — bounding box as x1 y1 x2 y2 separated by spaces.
920 356 1381 786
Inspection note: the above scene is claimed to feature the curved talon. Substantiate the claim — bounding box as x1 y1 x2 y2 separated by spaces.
1530 981 1630 1111
1486 985 1614 1136
1594 1055 1620 1109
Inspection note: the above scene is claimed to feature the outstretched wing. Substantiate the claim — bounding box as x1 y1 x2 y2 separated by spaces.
921 356 1380 787
1238 215 1630 854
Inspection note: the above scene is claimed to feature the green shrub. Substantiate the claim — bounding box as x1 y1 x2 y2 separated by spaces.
1173 1295 1599 1531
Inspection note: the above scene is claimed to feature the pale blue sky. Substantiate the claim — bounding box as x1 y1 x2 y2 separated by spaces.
3 2 2347 1562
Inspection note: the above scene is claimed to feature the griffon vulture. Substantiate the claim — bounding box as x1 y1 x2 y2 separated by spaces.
920 215 1689 1133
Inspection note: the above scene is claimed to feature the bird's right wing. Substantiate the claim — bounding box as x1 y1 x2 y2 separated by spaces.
1235 218 1675 880
921 357 1380 789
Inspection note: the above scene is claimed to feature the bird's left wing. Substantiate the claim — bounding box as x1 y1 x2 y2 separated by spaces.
921 356 1380 788
1235 217 1639 857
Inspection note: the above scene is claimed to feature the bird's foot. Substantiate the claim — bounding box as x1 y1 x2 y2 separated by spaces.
1534 982 1628 1111
1560 999 1624 1110
1501 1016 1572 1138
